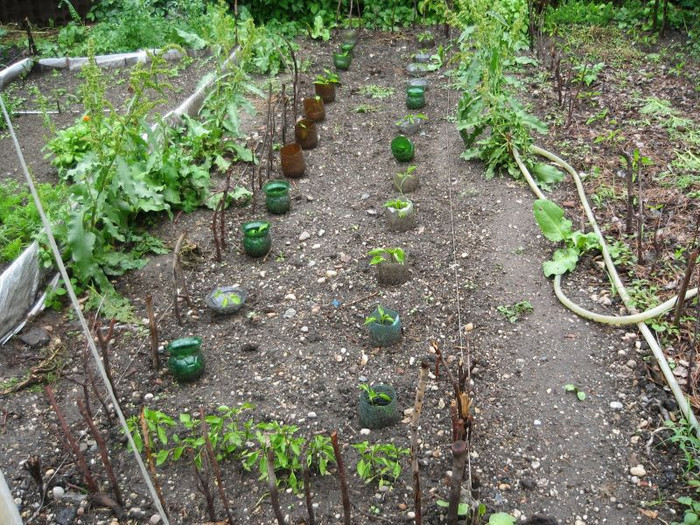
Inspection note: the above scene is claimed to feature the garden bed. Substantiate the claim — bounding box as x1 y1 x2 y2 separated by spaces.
0 26 696 525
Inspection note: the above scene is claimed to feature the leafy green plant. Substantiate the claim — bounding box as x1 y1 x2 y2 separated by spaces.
359 384 392 405
368 247 405 265
213 289 242 307
307 14 333 41
245 223 270 236
359 84 395 99
564 383 587 401
314 69 340 85
383 197 411 217
364 306 396 326
416 31 435 43
533 199 599 277
496 301 533 323
396 113 427 126
353 104 379 113
0 180 68 262
352 441 409 486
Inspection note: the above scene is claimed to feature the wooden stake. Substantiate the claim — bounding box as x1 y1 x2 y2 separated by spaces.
145 295 160 370
200 407 235 524
266 439 286 524
410 361 430 525
447 440 468 525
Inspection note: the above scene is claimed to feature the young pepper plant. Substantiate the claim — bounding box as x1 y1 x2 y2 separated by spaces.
533 199 599 277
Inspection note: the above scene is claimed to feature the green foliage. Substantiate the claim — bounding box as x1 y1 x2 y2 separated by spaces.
396 113 427 125
496 301 533 323
314 69 341 85
364 306 396 326
564 383 587 401
353 441 409 486
665 419 700 525
359 85 395 99
383 197 411 216
0 181 68 262
368 247 405 265
359 384 393 405
127 404 334 493
452 0 549 179
533 199 599 276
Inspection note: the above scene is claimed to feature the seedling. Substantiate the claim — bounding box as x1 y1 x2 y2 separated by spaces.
416 31 435 44
314 69 340 85
359 84 395 99
364 306 396 326
358 383 392 405
212 289 242 307
354 104 379 113
368 247 405 265
564 383 587 401
245 223 270 236
352 441 409 486
496 301 533 323
396 113 427 126
383 197 411 217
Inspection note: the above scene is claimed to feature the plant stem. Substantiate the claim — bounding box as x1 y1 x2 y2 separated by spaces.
145 294 160 370
447 440 468 525
330 431 351 525
265 439 286 525
140 408 168 519
200 407 235 525
410 361 430 525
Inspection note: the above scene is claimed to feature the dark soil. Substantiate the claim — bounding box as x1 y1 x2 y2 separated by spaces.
0 27 697 525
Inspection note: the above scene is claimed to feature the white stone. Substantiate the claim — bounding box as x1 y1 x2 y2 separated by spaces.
149 514 162 524
360 428 371 435
630 465 646 477
284 293 296 301
299 231 311 241
52 486 65 499
308 412 317 419
609 401 624 410
326 270 338 278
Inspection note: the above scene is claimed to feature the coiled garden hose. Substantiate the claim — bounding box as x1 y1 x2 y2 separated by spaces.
511 143 700 436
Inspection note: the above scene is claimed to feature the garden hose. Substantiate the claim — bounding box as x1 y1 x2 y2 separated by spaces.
511 143 700 436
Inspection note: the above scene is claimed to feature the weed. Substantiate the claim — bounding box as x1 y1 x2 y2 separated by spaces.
564 383 586 401
359 85 395 99
354 104 379 113
496 301 533 323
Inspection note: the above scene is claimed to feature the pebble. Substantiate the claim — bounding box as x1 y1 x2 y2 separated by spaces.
306 195 314 202
626 359 637 368
361 193 370 200
326 270 337 278
360 428 371 435
283 308 297 319
299 231 311 241
534 419 542 426
284 293 296 301
407 511 416 519
610 401 624 410
308 412 317 419
144 393 154 402
630 465 646 477
318 229 325 237
52 486 65 499
301 326 309 333
312 243 321 249
149 515 162 524
367 209 377 215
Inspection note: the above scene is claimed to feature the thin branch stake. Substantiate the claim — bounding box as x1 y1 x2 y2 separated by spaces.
447 440 468 525
266 438 286 525
200 407 235 525
140 408 169 518
145 295 160 370
410 360 430 525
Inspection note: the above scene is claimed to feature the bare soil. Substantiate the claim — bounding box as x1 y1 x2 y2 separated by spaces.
0 28 697 525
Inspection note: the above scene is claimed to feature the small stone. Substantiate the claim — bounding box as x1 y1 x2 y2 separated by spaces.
300 326 309 333
531 460 541 470
283 308 297 319
19 328 50 348
299 231 311 241
407 512 416 519
318 229 325 237
326 270 338 278
52 486 65 499
131 391 142 402
308 412 317 419
630 465 646 477
317 277 326 284
534 419 542 426
284 293 297 301
360 428 371 435
311 243 321 249
306 195 314 202
361 193 370 200
610 401 624 410
626 360 637 368
600 296 612 306
144 393 154 402
149 514 162 525
128 507 144 519
14 497 21 505
335 355 343 362
367 209 377 215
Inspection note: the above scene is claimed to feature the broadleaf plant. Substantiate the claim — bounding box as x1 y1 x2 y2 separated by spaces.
533 199 599 277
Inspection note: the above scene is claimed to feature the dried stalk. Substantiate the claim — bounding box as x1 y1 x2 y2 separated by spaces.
172 232 193 326
330 431 351 525
95 319 119 403
281 84 287 145
673 216 700 327
302 442 316 525
447 440 468 525
78 397 123 505
193 454 217 522
211 197 223 262
410 361 430 525
637 154 644 263
621 148 634 235
140 408 169 518
200 407 235 525
145 295 160 369
266 439 286 524
45 386 98 494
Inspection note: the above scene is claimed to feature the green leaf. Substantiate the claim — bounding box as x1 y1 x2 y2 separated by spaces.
542 247 579 277
531 163 565 191
564 384 576 392
533 199 572 242
489 513 516 525
155 449 169 466
577 391 587 401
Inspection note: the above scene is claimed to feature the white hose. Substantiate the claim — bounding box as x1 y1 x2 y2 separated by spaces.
512 143 700 436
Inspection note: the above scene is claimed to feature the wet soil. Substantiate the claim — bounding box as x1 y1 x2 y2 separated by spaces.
0 27 697 525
